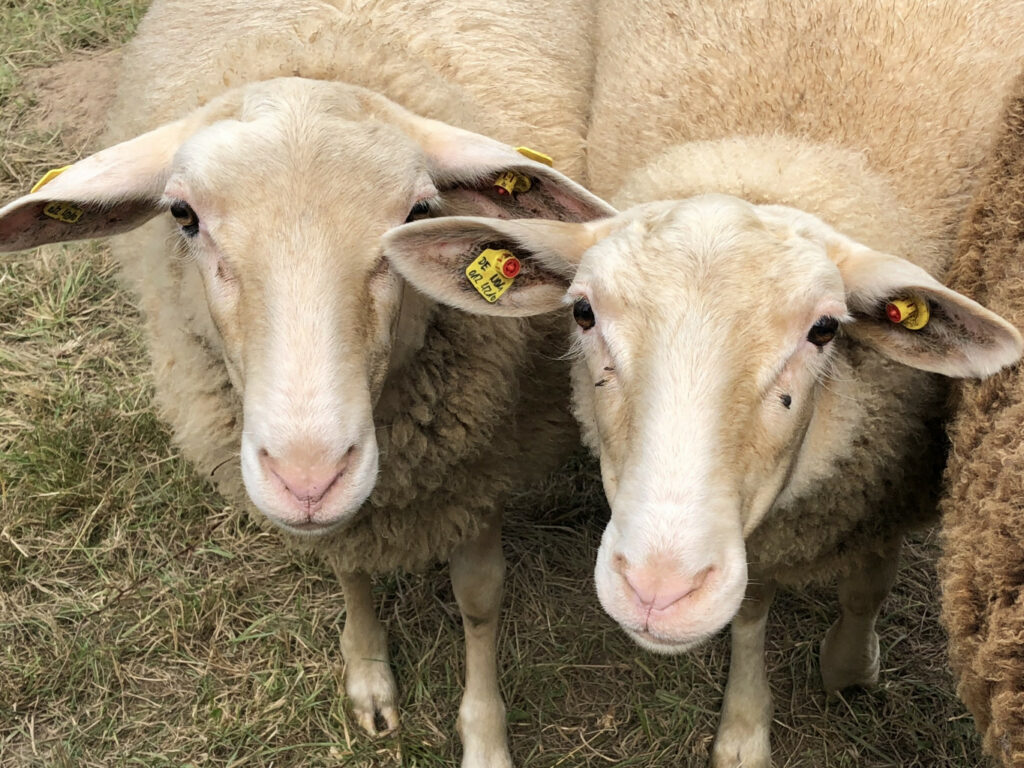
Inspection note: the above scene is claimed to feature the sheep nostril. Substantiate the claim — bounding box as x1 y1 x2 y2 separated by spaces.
612 552 629 575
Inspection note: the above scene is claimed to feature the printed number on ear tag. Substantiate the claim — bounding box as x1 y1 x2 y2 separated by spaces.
465 248 521 303
42 201 85 224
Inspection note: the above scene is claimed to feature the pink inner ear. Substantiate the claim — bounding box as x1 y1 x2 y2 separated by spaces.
0 197 163 253
437 167 612 224
526 175 611 222
0 203 54 252
440 188 514 218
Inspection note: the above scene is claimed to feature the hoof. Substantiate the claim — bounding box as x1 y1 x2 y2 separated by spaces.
710 725 771 768
345 657 400 736
820 621 880 693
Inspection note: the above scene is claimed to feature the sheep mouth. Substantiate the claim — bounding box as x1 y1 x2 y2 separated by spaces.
625 627 708 656
275 518 346 537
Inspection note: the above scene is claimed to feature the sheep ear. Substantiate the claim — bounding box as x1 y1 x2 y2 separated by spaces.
394 112 616 223
381 216 606 316
833 242 1023 378
0 118 194 253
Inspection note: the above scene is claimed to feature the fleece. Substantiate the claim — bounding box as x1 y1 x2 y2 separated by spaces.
941 68 1024 768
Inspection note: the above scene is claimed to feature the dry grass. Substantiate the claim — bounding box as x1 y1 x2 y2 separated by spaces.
0 2 987 766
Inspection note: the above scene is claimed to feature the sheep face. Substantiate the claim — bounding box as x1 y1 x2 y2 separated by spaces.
382 193 1023 652
0 77 613 540
564 197 848 651
161 100 432 537
578 199 861 651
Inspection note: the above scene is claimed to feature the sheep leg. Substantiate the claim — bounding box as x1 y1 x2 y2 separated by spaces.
449 513 512 768
820 538 901 692
711 578 776 768
336 570 400 735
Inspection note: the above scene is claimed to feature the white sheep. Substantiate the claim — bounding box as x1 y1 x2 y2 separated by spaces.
0 1 614 765
380 1 1024 765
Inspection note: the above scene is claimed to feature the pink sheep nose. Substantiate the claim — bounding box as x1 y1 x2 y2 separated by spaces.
260 446 352 508
619 558 713 612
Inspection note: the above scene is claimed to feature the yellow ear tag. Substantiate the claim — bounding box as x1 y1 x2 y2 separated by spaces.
42 201 85 224
885 296 930 330
494 170 532 196
515 146 554 167
31 165 72 193
465 248 521 303
31 166 85 223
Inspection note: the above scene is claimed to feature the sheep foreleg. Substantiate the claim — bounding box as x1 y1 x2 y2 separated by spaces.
820 537 901 692
337 569 400 735
449 513 512 768
711 578 776 768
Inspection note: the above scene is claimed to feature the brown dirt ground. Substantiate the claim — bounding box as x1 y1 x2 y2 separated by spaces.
24 49 121 152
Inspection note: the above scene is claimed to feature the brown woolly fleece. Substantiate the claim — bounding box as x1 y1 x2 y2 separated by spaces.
941 70 1024 767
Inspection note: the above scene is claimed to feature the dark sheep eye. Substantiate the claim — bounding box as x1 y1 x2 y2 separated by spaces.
573 297 595 330
406 200 431 223
170 200 199 237
807 315 839 347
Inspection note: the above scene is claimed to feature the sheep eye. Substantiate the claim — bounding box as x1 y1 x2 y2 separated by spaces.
573 297 595 330
405 200 431 223
807 315 839 347
170 200 199 237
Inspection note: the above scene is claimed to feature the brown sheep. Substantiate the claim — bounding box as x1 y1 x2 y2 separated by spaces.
941 68 1024 768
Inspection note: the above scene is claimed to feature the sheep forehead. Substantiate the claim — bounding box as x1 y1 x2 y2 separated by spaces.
582 196 844 374
176 103 423 227
173 110 426 271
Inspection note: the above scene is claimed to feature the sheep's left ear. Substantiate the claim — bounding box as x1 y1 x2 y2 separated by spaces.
834 242 1023 378
386 106 617 222
382 216 610 316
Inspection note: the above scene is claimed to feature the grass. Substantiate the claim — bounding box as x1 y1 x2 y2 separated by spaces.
0 1 988 766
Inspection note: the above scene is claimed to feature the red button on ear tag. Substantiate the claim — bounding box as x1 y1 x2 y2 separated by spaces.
886 303 904 323
501 256 521 279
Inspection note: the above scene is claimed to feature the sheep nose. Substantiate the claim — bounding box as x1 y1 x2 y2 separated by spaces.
620 559 712 612
260 446 352 506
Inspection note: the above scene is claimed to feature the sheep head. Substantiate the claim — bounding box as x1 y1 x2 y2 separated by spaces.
381 193 1023 651
0 77 613 538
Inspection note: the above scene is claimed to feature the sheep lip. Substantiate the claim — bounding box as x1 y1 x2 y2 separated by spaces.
278 519 345 536
625 627 705 655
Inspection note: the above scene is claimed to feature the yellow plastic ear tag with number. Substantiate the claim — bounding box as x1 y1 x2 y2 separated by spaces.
494 170 532 195
493 148 554 195
515 146 554 166
31 165 71 193
42 201 85 224
885 296 930 330
465 248 521 303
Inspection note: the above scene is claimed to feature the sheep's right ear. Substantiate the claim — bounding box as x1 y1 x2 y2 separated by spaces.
382 216 611 316
0 118 194 253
